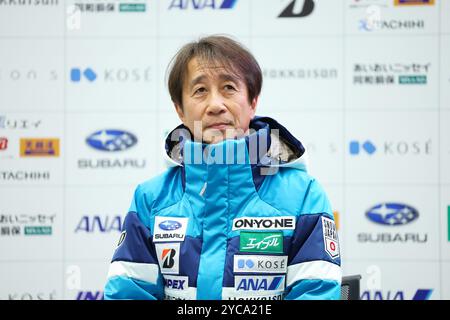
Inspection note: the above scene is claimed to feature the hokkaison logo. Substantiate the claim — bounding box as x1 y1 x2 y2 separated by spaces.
156 243 180 274
278 0 314 18
366 203 419 226
153 217 188 242
20 138 60 157
86 129 137 152
232 216 295 231
235 275 285 292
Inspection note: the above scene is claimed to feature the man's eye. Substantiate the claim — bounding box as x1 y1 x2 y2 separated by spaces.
224 84 236 91
194 87 206 94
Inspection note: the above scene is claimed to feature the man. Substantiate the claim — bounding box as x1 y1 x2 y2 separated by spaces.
104 35 341 300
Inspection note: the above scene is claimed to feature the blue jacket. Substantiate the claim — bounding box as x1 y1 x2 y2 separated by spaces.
104 116 342 300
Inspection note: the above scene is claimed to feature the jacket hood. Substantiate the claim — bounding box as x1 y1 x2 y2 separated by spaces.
163 116 308 172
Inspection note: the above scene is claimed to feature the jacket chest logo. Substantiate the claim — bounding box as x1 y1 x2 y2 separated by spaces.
232 216 295 231
153 216 188 242
239 231 284 253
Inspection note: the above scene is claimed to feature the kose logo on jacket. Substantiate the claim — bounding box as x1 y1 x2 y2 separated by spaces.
153 217 188 242
86 129 137 152
75 215 123 233
20 138 60 157
278 0 314 18
168 0 237 10
239 232 283 253
232 216 295 231
366 203 419 226
233 255 287 273
156 243 180 274
235 275 285 292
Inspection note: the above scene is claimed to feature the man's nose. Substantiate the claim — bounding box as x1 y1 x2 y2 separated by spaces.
206 90 227 115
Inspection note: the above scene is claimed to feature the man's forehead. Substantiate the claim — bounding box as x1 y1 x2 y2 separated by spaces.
187 58 241 81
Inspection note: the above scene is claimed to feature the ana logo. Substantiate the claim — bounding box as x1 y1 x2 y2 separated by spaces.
168 0 237 10
71 68 97 82
75 215 123 233
349 140 376 155
153 217 188 242
361 289 433 300
366 203 419 226
76 291 103 300
234 255 288 273
278 0 314 18
20 138 60 157
239 232 283 253
235 276 285 292
0 137 7 150
159 220 182 231
156 243 180 274
86 129 137 152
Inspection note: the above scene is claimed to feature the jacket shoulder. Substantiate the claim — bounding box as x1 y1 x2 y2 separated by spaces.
131 167 184 226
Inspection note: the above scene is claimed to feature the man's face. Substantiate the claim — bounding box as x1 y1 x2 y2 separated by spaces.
175 57 258 144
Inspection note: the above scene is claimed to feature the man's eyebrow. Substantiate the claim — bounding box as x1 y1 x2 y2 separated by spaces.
189 73 240 90
189 75 207 90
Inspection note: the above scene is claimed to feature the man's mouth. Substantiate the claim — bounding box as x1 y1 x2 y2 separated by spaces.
205 122 233 130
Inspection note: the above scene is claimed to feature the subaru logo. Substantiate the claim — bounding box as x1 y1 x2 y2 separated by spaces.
159 220 182 231
86 129 137 152
366 203 419 226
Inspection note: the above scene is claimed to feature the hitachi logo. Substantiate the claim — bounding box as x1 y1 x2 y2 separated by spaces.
232 217 295 231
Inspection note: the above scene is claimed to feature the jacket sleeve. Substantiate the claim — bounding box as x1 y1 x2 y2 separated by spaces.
284 179 342 300
104 186 164 300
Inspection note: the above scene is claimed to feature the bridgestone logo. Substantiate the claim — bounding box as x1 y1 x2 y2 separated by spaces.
232 217 295 231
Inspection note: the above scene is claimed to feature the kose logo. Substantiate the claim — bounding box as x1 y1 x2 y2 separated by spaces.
278 0 314 18
234 255 288 273
71 68 97 82
168 0 237 10
70 67 151 83
159 220 182 231
349 140 432 156
75 215 123 233
350 140 376 155
366 203 419 226
86 129 137 152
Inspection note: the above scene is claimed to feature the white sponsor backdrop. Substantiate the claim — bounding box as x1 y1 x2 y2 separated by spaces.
0 0 448 300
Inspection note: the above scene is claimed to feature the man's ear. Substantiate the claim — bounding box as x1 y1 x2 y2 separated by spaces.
250 96 259 118
174 103 185 122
